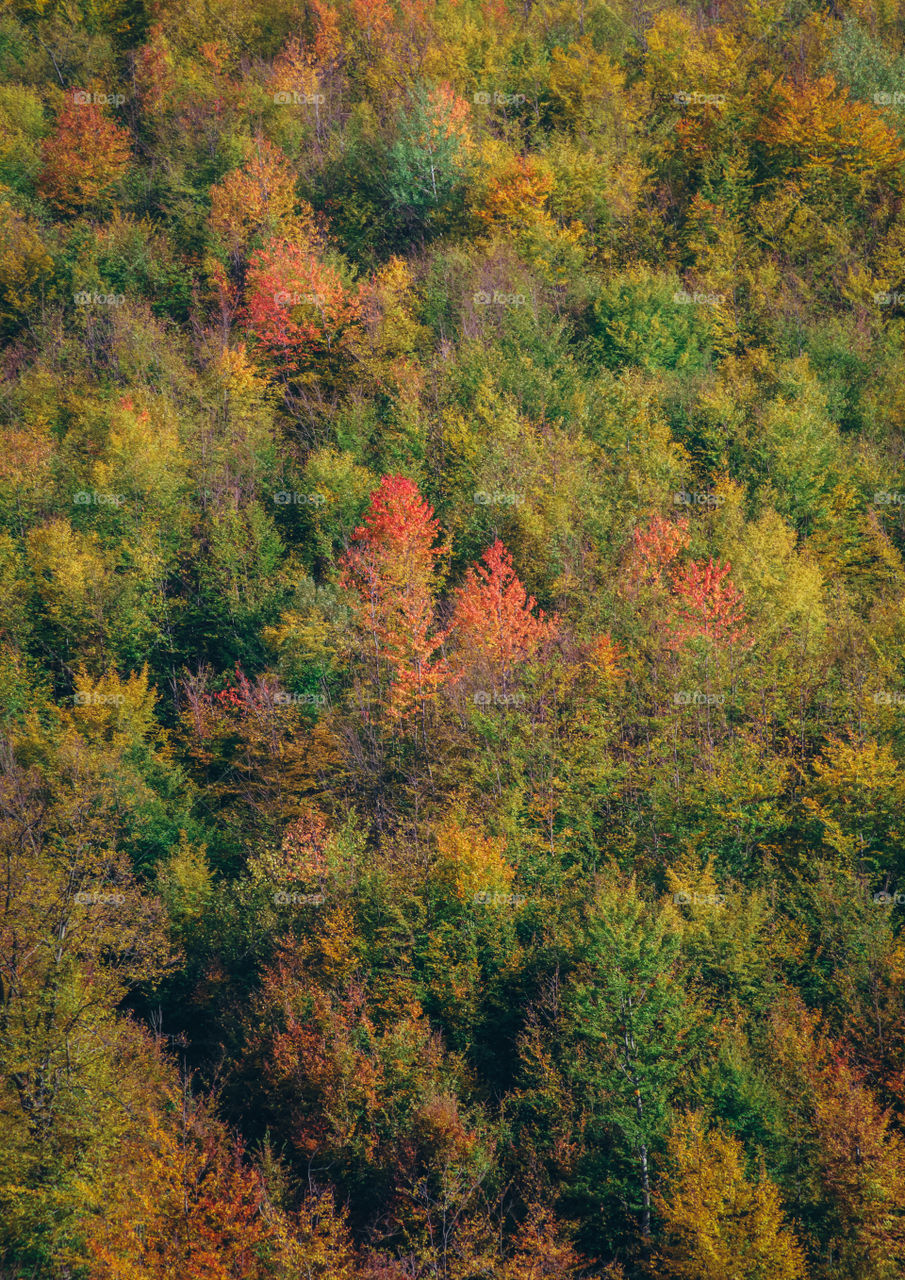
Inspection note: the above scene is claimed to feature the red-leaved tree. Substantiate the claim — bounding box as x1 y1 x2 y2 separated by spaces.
340 475 450 724
449 538 557 689
669 556 749 649
38 98 131 214
244 236 360 384
628 516 749 649
631 514 690 587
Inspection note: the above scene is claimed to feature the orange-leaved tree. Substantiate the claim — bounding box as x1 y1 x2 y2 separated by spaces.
668 557 748 649
340 475 450 724
449 538 557 692
244 236 361 387
760 75 905 201
630 514 690 588
84 1083 270 1279
476 155 555 238
209 139 314 266
628 516 748 649
38 98 131 214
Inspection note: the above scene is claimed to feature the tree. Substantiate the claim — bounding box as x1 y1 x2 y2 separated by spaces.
383 83 473 234
449 539 557 692
240 927 489 1235
627 519 748 649
431 815 513 903
37 97 131 214
0 718 178 1271
809 1051 905 1278
244 236 361 389
668 557 749 650
760 76 905 204
593 269 715 373
268 1186 358 1280
340 475 450 725
503 1208 586 1280
769 999 905 1279
476 154 556 239
630 515 690 588
802 736 905 875
178 668 329 838
84 1080 272 1279
565 878 707 1249
0 192 55 339
653 1110 806 1280
209 139 315 267
266 36 329 108
349 255 428 398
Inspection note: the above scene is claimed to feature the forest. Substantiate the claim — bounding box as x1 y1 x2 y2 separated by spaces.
3 0 905 1276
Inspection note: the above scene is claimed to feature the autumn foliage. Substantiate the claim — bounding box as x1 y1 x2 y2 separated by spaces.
38 97 131 213
450 538 557 683
631 515 691 587
9 2 905 1278
668 556 749 649
477 155 555 236
86 1093 270 1280
761 76 905 196
340 475 450 722
244 236 361 384
209 140 314 263
654 1111 806 1280
630 516 748 648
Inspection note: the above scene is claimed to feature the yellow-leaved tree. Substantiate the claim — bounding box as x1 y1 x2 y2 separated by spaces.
653 1111 806 1280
